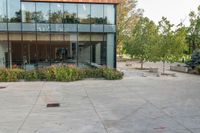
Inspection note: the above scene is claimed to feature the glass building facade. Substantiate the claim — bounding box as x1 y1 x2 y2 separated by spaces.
0 0 117 69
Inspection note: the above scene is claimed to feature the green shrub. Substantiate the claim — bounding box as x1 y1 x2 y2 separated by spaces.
37 69 47 80
102 68 124 80
0 69 9 82
45 67 56 80
37 67 56 81
8 69 24 81
82 68 103 78
0 66 123 82
55 66 83 82
0 69 24 82
23 70 38 81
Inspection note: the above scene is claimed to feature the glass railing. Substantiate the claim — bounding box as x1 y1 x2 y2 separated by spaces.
0 22 116 33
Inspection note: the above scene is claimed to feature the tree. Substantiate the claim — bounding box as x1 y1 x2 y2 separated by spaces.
158 17 187 73
117 0 143 55
0 15 7 22
50 11 63 23
124 17 159 69
10 10 21 22
187 5 200 52
35 11 44 23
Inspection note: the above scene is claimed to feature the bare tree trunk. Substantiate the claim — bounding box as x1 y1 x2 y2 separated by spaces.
141 59 144 69
163 61 165 74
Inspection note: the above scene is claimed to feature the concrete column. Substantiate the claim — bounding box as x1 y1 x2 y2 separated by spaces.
107 34 114 68
9 42 12 68
95 43 101 64
0 42 8 68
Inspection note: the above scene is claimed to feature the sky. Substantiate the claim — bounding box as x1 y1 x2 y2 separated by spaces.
137 0 200 26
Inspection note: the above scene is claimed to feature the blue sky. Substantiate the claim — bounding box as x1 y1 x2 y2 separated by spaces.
137 0 200 26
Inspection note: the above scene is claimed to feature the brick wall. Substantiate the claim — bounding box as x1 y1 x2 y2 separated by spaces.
22 0 118 4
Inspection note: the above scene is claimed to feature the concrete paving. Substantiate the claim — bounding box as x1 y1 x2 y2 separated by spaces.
0 62 200 133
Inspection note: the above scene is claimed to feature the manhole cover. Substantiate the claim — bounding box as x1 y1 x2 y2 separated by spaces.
46 103 60 108
0 86 6 89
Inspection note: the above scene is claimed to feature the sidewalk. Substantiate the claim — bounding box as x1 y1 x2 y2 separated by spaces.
0 63 200 133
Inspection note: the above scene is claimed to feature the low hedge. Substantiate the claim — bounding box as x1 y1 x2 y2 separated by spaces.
102 67 124 80
0 69 24 82
0 66 123 82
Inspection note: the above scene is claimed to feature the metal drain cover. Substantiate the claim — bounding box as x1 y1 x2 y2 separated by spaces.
46 103 60 108
0 86 6 89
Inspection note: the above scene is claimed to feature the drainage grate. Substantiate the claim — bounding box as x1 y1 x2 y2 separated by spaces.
0 86 6 89
46 103 60 108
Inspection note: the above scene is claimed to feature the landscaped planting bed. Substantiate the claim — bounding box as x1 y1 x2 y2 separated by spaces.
0 66 123 82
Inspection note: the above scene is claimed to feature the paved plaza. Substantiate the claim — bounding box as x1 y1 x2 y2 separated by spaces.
0 62 200 133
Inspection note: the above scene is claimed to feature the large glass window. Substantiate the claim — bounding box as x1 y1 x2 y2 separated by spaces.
91 34 106 65
50 3 63 23
37 33 50 67
22 2 36 23
36 3 49 23
78 33 91 66
0 0 7 31
50 33 77 65
78 4 90 24
0 0 7 22
104 5 115 24
36 3 50 31
7 0 21 22
63 4 77 24
64 33 77 64
20 41 37 68
91 4 104 24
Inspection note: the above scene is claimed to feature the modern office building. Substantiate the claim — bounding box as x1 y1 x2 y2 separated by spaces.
0 0 117 69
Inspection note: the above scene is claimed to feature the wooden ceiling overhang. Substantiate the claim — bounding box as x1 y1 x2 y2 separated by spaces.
21 0 118 4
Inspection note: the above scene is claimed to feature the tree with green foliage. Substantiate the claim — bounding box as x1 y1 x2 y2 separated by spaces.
157 17 188 73
117 0 143 55
124 17 159 69
187 5 200 52
10 10 21 22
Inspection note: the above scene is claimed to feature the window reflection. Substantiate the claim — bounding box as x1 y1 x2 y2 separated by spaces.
0 0 7 22
78 4 90 24
50 3 63 23
91 4 104 24
22 2 36 23
36 3 49 23
104 5 115 24
63 4 78 24
3 2 116 25
7 0 21 22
